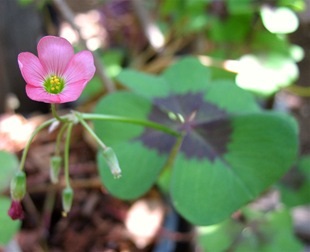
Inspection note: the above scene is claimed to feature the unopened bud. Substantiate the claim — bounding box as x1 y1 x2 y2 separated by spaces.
102 147 121 179
8 200 24 220
10 171 26 201
62 186 74 214
50 156 62 183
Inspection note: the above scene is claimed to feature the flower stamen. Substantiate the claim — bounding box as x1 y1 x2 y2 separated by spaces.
44 75 65 94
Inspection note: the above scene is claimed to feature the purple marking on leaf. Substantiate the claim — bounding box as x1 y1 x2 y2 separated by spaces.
137 93 232 161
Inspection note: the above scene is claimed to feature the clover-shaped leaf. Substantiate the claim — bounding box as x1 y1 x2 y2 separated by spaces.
94 57 298 225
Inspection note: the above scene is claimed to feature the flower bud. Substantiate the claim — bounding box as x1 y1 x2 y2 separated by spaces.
10 171 26 201
62 186 74 215
8 200 24 220
50 155 62 183
102 147 121 179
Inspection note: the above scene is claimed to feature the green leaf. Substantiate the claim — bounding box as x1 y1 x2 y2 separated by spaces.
118 57 211 97
0 197 21 245
0 151 19 193
198 219 243 251
251 31 290 55
227 0 254 14
94 92 151 145
208 15 252 43
171 113 297 225
94 92 168 199
94 57 298 225
161 56 211 94
238 208 303 252
204 79 260 113
279 155 310 206
278 0 306 11
97 141 166 199
117 70 169 99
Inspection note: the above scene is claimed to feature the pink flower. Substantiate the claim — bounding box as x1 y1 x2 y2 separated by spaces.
18 36 96 103
8 200 24 220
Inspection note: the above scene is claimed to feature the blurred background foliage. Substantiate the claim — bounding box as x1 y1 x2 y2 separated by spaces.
1 0 308 112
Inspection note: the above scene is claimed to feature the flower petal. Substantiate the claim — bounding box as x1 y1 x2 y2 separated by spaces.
26 85 62 103
26 81 88 104
38 36 74 75
18 52 46 87
63 50 96 87
58 79 90 103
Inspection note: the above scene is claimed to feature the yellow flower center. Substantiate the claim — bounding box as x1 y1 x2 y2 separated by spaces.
44 75 65 94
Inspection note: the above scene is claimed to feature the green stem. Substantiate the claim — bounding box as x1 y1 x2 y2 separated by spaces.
64 123 73 186
74 112 107 150
157 134 184 193
163 134 184 170
19 118 56 171
79 112 180 137
51 104 69 123
55 123 69 156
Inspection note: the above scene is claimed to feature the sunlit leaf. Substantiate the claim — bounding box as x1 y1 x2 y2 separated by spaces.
290 44 305 62
261 6 299 34
236 54 299 96
278 0 306 11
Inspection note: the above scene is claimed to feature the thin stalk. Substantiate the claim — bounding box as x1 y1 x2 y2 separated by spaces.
75 112 107 150
51 104 69 123
163 134 184 169
55 123 69 156
19 118 56 171
79 112 180 137
64 123 73 186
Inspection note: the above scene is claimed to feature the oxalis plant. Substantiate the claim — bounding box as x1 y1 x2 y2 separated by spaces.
9 36 298 227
